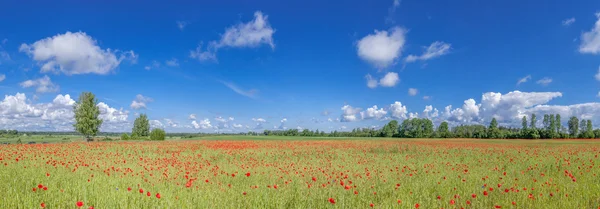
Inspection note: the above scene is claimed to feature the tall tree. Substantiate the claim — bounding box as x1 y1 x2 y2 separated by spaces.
568 116 579 138
530 114 537 129
437 121 451 138
488 118 500 138
132 114 150 137
73 92 103 142
586 120 594 139
521 116 528 130
386 120 399 137
556 114 562 135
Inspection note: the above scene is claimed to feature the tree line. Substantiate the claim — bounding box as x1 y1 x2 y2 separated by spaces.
265 114 600 139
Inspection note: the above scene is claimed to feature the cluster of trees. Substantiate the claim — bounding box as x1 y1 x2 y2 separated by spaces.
73 92 165 141
264 114 600 139
0 130 19 137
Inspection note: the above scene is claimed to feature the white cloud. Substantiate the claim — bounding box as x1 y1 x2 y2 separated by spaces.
20 75 59 93
0 74 5 82
357 27 406 69
97 102 129 123
189 114 196 120
389 101 408 119
220 81 258 99
360 105 387 120
165 58 179 67
341 105 361 122
232 123 243 128
423 96 431 100
408 88 418 96
150 120 164 129
164 119 178 128
579 13 600 54
130 94 153 110
562 18 576 26
212 11 275 49
190 43 217 62
192 118 213 129
177 21 188 31
252 118 267 123
144 60 160 70
365 74 378 89
191 11 275 62
517 75 531 85
404 41 451 63
536 77 552 86
422 105 439 118
595 67 600 81
19 31 135 75
379 72 399 87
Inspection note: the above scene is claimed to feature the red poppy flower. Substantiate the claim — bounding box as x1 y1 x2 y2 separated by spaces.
156 193 161 199
38 184 43 189
89 207 94 209
40 203 45 208
76 201 84 207
246 172 251 177
32 188 37 192
472 194 476 198
450 199 455 205
415 203 420 208
483 191 488 196
512 202 516 205
495 206 501 208
243 192 247 195
127 187 131 191
329 198 336 204
139 189 143 193
147 192 151 196
370 203 374 207
43 187 47 191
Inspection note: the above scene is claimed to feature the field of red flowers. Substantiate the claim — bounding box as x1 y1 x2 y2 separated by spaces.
1 138 599 208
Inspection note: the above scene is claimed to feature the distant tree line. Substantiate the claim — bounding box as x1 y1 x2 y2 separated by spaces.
264 114 600 139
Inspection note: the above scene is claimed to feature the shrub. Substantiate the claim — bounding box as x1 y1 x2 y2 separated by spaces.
121 133 130 141
150 129 166 141
131 133 140 140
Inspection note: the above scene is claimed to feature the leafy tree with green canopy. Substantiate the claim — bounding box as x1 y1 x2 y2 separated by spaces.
132 114 150 137
150 128 166 140
568 116 579 138
437 121 451 138
73 92 103 142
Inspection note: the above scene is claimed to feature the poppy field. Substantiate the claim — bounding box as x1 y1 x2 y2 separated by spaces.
1 138 600 208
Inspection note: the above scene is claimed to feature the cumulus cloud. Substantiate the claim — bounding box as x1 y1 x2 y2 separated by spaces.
0 93 128 131
191 11 275 62
365 74 379 89
130 94 153 110
517 75 531 85
408 88 418 96
341 105 361 122
20 76 59 93
404 41 451 63
150 120 164 128
579 13 600 54
189 114 196 120
357 27 406 69
389 101 408 119
360 105 387 120
422 105 439 118
19 31 136 75
192 118 213 129
379 72 399 87
536 77 552 86
562 18 576 26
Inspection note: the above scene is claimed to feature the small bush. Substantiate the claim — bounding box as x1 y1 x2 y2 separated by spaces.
131 133 139 140
121 133 130 141
150 129 166 141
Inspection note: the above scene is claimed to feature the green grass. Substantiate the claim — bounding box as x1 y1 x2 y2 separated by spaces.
1 138 600 208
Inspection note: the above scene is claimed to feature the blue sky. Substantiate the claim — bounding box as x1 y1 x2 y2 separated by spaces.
1 0 600 132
